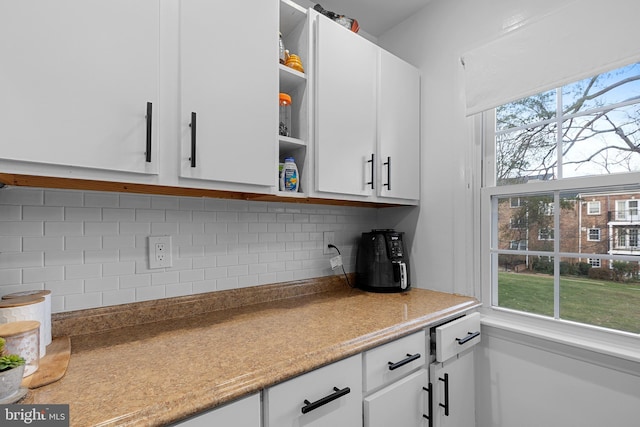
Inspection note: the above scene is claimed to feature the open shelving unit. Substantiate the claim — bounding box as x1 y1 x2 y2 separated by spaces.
278 0 310 197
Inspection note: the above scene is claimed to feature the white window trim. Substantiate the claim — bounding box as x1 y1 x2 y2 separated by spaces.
479 110 640 364
587 228 601 242
587 201 601 215
588 258 601 268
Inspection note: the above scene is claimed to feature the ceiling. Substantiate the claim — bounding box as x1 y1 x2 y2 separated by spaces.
296 0 432 37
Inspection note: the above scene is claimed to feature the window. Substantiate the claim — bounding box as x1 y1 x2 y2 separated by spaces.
587 201 601 215
616 200 639 221
538 228 554 240
510 197 523 208
486 61 640 334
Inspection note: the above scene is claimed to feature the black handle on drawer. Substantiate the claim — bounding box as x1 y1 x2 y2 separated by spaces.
301 386 351 414
189 112 197 168
387 353 421 371
145 102 152 163
383 156 391 190
422 383 433 427
456 331 480 345
366 153 375 189
439 373 449 416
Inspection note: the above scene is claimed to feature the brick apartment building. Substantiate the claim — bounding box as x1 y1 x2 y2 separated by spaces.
498 191 640 270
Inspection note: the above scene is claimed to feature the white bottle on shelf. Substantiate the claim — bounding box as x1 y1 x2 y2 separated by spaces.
280 157 299 192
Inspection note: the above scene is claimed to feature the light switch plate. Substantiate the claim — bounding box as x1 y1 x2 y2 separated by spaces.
148 235 172 269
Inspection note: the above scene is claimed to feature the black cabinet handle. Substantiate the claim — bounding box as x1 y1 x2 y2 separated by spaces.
366 153 375 189
439 373 449 416
423 383 433 427
456 331 480 345
383 156 391 190
387 353 421 370
189 112 196 168
145 102 152 163
301 386 350 414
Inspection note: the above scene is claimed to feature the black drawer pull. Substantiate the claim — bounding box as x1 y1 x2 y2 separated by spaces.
301 386 350 414
388 353 421 370
439 373 449 416
422 383 433 427
456 331 480 345
383 156 391 190
189 112 196 168
145 102 152 163
366 153 375 189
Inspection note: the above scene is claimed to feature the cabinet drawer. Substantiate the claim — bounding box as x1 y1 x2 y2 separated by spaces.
364 369 428 427
435 312 481 362
363 331 426 392
264 354 362 427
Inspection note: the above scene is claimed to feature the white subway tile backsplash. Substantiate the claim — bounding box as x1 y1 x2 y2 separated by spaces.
65 263 101 280
1 221 43 236
44 190 83 207
84 192 119 208
45 250 83 266
64 207 102 222
0 252 43 268
85 277 119 292
0 205 21 220
0 269 20 286
102 208 135 222
119 194 151 209
0 188 378 312
0 188 43 206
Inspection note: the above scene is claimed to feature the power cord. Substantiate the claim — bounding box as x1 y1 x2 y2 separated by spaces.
327 244 353 288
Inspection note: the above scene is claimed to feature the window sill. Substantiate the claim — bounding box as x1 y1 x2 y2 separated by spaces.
479 307 640 375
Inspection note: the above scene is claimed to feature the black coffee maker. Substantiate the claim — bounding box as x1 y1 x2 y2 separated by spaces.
355 229 410 292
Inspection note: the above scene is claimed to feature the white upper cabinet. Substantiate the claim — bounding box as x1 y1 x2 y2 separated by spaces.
378 50 421 201
313 12 420 203
179 0 278 187
0 0 160 175
314 13 378 197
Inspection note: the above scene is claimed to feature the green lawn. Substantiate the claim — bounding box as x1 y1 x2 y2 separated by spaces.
498 272 640 333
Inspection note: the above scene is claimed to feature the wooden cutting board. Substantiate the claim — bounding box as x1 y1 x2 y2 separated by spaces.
21 336 71 389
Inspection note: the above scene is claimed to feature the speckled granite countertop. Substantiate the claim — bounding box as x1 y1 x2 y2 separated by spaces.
22 277 480 426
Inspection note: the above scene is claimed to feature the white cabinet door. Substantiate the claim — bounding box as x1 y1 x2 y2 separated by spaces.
378 50 420 200
0 0 159 175
429 350 476 427
315 14 377 197
265 354 362 427
172 393 261 427
364 369 429 427
179 0 277 187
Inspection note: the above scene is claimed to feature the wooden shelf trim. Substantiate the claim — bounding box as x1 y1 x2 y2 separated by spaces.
0 173 403 208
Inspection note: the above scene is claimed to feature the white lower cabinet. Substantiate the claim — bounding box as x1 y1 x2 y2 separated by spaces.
364 369 429 427
172 393 261 426
429 350 476 427
264 354 362 426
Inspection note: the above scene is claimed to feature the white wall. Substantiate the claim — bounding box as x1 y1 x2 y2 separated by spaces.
0 187 377 312
377 0 640 424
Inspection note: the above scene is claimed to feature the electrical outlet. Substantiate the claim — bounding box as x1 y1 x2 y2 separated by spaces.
323 231 335 254
148 236 172 269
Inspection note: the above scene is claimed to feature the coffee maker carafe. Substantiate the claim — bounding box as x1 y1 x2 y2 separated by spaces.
355 229 410 292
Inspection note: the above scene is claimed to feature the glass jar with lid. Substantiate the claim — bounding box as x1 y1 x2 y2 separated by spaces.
279 93 292 137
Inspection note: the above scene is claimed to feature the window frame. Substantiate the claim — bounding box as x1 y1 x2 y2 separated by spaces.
480 108 640 339
587 228 601 242
587 201 601 215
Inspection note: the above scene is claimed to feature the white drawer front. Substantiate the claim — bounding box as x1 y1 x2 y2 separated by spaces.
364 369 428 427
363 331 426 393
435 312 481 362
265 354 362 427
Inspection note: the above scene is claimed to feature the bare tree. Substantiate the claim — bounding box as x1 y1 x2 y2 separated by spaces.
496 65 640 182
